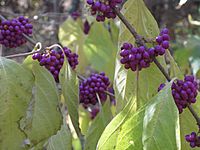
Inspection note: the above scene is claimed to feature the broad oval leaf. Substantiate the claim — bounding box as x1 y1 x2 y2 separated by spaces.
84 22 118 79
115 0 166 112
22 57 62 148
58 17 88 73
97 81 180 150
59 18 118 80
0 57 34 150
59 59 81 137
84 100 112 150
45 118 72 150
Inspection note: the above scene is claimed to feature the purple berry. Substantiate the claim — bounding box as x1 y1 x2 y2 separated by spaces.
0 16 33 48
162 41 169 49
79 73 110 108
159 75 198 114
32 46 78 82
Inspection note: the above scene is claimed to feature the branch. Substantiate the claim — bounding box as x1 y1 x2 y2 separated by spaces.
114 7 171 82
188 105 200 127
114 5 200 128
113 8 143 46
153 58 171 82
4 42 42 58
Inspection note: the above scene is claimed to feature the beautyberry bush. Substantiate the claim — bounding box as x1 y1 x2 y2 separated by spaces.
1 0 200 150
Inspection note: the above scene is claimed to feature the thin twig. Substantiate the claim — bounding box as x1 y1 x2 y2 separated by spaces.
4 42 42 58
153 58 171 82
104 91 115 98
113 7 143 46
77 74 86 81
188 105 200 126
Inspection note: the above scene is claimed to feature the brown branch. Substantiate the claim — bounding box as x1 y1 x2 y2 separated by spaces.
113 8 143 46
188 105 200 127
153 58 171 82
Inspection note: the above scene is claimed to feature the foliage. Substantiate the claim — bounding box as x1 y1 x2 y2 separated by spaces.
1 0 200 150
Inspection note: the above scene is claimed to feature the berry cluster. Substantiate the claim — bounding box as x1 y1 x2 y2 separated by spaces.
120 43 152 71
0 16 33 48
172 75 198 113
158 75 198 113
120 28 170 72
149 28 170 57
86 0 123 22
32 47 78 82
185 132 200 148
79 72 110 108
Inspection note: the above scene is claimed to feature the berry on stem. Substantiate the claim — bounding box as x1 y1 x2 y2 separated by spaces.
32 47 78 82
79 72 110 108
185 132 200 148
158 75 198 113
0 16 33 48
86 0 123 22
120 42 153 71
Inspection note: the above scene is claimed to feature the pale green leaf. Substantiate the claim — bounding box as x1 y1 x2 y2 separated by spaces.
84 100 112 150
84 22 117 79
22 57 62 147
45 118 72 150
58 17 88 73
59 59 81 137
79 106 91 135
97 81 180 150
0 57 34 150
166 50 183 79
59 18 118 80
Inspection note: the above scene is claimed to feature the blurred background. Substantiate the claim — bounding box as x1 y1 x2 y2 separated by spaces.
1 0 200 76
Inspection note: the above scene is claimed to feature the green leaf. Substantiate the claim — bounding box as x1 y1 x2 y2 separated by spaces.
59 18 118 80
22 57 62 147
108 20 119 46
115 0 166 112
0 57 34 150
58 17 88 73
97 81 180 150
84 22 117 79
179 100 200 150
164 52 200 150
166 50 183 79
59 59 81 137
45 118 72 150
79 106 91 135
84 100 112 150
